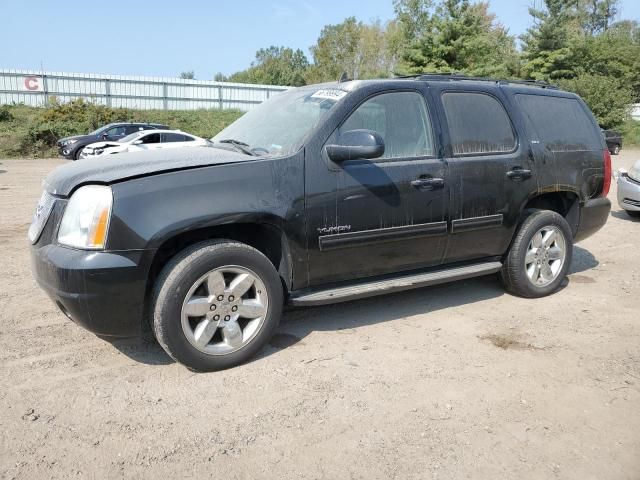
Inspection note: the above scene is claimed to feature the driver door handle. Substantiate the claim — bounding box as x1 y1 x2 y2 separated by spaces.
506 167 532 181
411 177 445 190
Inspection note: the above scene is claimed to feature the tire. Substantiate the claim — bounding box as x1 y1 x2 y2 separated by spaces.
625 210 640 218
612 144 621 155
73 147 84 160
152 240 283 371
500 210 573 298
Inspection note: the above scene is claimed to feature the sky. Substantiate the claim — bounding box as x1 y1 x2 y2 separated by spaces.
1 0 639 79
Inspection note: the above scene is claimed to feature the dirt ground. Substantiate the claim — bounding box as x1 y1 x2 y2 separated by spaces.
1 151 639 480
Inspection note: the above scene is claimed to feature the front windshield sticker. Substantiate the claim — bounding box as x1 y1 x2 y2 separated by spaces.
311 89 347 101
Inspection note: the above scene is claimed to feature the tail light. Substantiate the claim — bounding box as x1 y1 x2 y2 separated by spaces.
602 148 612 197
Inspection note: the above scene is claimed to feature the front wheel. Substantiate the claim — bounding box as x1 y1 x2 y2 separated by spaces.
152 240 283 371
500 210 573 298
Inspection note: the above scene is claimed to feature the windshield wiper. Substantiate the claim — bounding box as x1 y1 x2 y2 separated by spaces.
218 139 257 156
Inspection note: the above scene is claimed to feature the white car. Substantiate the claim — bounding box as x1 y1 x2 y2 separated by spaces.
79 130 211 159
616 160 640 218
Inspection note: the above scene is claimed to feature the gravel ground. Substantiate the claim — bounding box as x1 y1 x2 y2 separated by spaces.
1 152 639 479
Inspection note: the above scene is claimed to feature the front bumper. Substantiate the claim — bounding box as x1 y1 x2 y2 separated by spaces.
617 174 640 212
57 144 79 159
30 244 154 337
574 197 611 243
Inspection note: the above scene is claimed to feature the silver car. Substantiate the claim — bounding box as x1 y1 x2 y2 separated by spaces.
617 160 640 218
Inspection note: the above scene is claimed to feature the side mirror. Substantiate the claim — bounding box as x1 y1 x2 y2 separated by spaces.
325 129 385 162
101 133 108 139
132 139 143 145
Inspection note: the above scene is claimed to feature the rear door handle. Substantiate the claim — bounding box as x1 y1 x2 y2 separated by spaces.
506 167 532 181
411 177 445 190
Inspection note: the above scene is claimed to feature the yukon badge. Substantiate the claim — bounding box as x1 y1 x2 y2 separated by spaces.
317 225 351 235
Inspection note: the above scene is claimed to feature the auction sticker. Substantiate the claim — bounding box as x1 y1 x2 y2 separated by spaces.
311 89 347 101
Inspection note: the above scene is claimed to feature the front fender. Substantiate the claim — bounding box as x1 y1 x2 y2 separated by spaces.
107 154 305 252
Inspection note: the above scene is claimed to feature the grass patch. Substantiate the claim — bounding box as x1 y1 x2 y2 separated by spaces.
0 100 244 158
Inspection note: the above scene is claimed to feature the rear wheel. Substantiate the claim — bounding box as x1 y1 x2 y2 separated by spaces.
152 240 283 371
500 210 573 298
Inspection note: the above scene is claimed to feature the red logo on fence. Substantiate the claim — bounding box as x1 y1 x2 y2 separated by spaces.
24 76 42 91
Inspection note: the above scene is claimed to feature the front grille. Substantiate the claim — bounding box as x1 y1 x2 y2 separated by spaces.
28 191 56 244
623 198 640 207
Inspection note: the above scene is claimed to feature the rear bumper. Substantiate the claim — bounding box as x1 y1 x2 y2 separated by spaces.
617 174 640 212
30 244 154 337
574 197 611 243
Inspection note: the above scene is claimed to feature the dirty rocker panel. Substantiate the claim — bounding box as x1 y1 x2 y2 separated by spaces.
318 221 448 251
289 261 503 306
451 214 504 234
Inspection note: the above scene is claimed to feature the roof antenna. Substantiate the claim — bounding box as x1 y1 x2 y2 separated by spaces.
338 71 349 83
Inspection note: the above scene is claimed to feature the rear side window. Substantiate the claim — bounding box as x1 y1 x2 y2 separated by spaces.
162 133 187 142
516 94 600 152
442 92 516 156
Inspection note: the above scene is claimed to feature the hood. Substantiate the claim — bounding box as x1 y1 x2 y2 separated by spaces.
85 141 121 149
57 134 96 145
45 147 251 196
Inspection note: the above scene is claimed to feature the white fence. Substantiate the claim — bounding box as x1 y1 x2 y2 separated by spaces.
0 69 289 111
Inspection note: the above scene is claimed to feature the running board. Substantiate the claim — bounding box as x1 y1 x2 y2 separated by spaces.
289 261 502 306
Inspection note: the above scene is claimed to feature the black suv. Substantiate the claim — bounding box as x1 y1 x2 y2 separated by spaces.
57 122 169 160
30 75 611 371
602 128 622 155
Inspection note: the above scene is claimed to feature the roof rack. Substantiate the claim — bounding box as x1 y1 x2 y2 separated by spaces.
393 72 558 89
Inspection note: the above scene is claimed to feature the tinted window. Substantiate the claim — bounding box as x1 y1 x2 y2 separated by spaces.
339 91 434 159
141 133 160 144
125 125 143 135
516 94 600 152
162 133 187 143
442 92 516 155
105 126 127 138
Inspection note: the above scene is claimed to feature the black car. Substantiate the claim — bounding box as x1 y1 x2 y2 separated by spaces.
30 75 611 371
57 122 169 160
602 128 622 155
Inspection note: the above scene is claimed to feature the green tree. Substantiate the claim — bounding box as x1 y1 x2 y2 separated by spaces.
227 46 309 86
179 71 195 79
557 74 632 127
394 0 519 77
580 0 619 34
520 0 582 80
307 17 399 82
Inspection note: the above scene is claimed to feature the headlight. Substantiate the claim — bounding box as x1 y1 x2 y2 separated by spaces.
628 164 640 183
58 185 112 249
64 139 78 146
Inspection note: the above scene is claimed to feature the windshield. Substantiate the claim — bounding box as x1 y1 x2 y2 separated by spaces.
119 131 146 143
89 124 112 136
211 87 345 157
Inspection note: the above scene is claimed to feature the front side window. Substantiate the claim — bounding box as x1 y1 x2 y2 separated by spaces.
141 133 160 144
339 91 434 159
442 92 516 156
105 126 127 138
